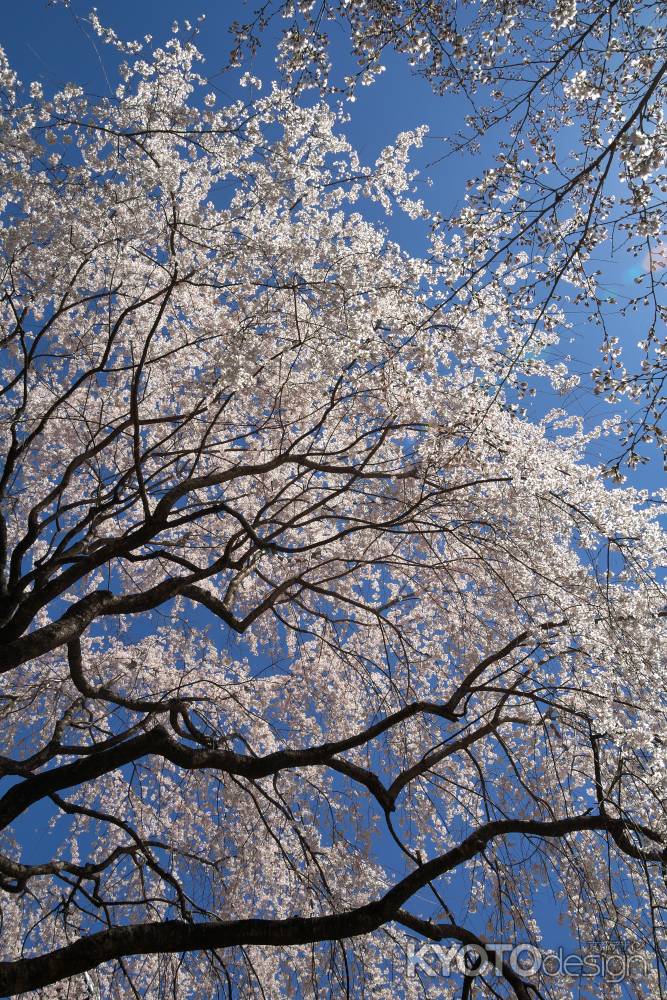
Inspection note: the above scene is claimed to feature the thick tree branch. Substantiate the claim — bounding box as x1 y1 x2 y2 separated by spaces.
0 811 658 996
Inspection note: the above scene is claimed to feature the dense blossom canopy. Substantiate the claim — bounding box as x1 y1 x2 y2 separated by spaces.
0 15 665 999
236 0 667 471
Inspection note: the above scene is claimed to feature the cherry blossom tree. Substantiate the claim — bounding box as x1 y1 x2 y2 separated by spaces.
233 0 667 473
0 18 666 999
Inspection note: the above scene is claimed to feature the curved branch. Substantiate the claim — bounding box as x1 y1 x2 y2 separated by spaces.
0 811 657 996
